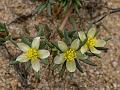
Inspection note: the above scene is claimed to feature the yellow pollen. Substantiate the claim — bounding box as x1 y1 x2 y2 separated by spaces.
86 37 96 47
64 49 76 62
26 48 39 60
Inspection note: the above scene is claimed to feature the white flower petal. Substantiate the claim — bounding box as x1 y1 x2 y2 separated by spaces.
31 60 40 72
17 43 30 52
78 31 86 41
80 45 88 54
66 60 76 72
90 47 101 54
32 37 40 50
58 41 68 52
54 53 65 64
16 53 29 62
95 39 106 47
87 27 96 37
38 50 50 59
70 39 80 50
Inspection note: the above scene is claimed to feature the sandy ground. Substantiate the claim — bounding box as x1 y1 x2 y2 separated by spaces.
0 0 120 90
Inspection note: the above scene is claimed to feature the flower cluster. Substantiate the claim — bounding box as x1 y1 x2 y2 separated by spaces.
16 27 106 73
54 27 106 72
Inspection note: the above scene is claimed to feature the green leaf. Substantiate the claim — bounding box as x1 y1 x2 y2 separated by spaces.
56 28 64 38
46 42 54 48
21 36 31 46
0 38 5 45
68 30 76 37
74 0 82 7
61 0 67 7
95 47 108 52
75 59 83 73
76 51 88 60
33 2 47 14
79 37 87 48
85 52 101 58
63 29 71 45
35 24 45 36
47 0 52 16
104 37 111 42
39 41 46 49
10 60 19 65
44 24 52 38
69 17 77 31
74 3 79 15
51 41 62 52
59 61 66 77
41 58 49 65
80 59 97 66
35 71 40 81
0 23 6 32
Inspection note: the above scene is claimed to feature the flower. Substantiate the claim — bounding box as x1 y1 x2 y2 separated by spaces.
54 39 81 72
78 27 106 54
16 37 50 72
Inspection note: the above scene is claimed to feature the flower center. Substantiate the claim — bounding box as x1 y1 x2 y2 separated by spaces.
86 37 96 47
64 49 76 62
26 48 39 60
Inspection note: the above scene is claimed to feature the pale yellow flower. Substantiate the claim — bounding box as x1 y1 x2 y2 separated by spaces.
78 27 106 54
54 39 81 72
16 37 50 72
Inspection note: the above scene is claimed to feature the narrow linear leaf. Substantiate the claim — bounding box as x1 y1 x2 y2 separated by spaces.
63 29 71 45
35 71 40 81
47 0 52 16
74 3 79 15
74 0 82 7
44 24 52 38
59 61 66 77
51 42 62 52
35 24 45 36
41 59 49 65
39 41 46 49
80 59 97 66
21 36 31 47
33 2 47 14
85 52 101 58
56 28 64 39
75 59 83 73
0 23 6 32
46 42 54 48
68 30 76 37
10 60 19 65
95 47 108 52
69 17 77 31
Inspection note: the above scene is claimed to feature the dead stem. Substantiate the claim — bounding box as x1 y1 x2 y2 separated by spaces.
59 8 73 31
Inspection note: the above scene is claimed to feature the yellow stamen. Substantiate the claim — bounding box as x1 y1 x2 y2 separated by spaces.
86 37 96 48
64 49 76 62
26 48 39 60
